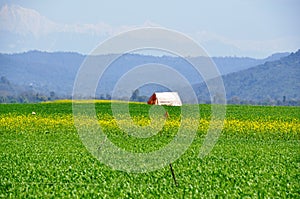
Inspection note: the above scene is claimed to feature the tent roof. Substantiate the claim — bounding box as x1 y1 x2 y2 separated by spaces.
149 92 182 106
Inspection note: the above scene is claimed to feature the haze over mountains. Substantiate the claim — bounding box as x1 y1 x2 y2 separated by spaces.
0 49 298 105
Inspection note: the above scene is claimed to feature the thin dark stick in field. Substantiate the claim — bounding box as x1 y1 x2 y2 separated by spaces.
97 137 107 152
169 163 178 187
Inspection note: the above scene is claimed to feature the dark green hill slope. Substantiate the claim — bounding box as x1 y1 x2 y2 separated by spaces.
195 49 300 104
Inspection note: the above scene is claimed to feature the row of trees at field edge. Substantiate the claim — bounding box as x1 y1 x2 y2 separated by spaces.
1 89 299 106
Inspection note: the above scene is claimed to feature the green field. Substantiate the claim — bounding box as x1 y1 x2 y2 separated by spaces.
1 102 299 198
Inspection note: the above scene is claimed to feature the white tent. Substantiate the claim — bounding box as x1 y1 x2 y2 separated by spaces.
147 92 182 106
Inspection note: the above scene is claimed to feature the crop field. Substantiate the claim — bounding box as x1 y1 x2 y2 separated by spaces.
0 102 299 198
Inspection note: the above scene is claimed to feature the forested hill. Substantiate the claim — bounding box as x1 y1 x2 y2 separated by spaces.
0 50 295 103
195 49 300 105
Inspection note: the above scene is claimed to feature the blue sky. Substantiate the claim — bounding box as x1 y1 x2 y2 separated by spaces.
0 0 299 57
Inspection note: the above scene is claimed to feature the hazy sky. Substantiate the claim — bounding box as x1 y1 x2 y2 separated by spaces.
0 0 299 57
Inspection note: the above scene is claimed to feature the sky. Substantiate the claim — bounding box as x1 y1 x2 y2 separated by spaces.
0 0 299 58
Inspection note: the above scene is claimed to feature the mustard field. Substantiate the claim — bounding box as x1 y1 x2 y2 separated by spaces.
0 102 299 198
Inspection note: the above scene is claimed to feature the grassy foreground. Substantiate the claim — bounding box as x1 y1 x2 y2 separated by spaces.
0 102 299 198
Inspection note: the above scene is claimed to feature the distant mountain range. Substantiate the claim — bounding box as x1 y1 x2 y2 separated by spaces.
194 49 300 105
0 49 298 105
